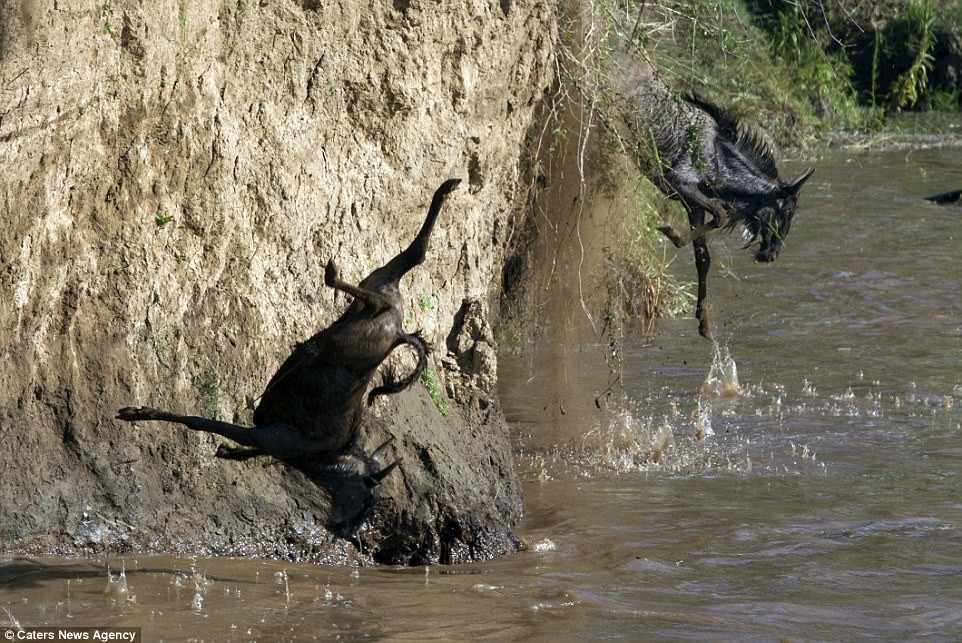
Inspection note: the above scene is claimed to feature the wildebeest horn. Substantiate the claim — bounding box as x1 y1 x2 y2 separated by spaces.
367 460 401 487
785 167 815 193
371 437 396 460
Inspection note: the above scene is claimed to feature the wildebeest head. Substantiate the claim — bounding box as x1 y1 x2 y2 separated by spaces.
740 167 815 263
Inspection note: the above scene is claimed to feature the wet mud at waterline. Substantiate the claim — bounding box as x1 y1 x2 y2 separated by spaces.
3 147 961 639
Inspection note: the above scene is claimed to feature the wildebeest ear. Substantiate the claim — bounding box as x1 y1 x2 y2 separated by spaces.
785 167 815 194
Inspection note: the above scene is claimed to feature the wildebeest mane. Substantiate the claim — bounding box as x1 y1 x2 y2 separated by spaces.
686 93 780 181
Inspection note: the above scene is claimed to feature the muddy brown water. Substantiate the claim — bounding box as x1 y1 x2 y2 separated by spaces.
2 146 961 640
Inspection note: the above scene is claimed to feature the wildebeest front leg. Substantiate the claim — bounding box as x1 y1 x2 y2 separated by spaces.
366 331 429 405
692 235 713 340
658 182 727 247
682 205 714 340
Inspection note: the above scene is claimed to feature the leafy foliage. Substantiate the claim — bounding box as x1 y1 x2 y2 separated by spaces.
881 0 938 110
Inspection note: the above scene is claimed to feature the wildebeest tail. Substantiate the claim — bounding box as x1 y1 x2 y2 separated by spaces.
367 331 430 405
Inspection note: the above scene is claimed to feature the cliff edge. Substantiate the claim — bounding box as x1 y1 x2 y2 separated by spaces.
0 0 555 564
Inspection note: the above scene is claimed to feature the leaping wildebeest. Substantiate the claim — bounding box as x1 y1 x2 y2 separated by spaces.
118 178 462 531
622 78 814 339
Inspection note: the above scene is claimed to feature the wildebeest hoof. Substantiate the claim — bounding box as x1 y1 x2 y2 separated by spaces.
657 224 688 248
708 206 727 228
366 437 400 486
324 259 340 287
698 318 713 341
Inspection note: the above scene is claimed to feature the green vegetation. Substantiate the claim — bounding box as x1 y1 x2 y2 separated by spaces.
765 0 962 124
417 292 436 313
102 3 118 39
155 211 174 228
422 369 450 417
608 0 962 141
179 1 189 63
877 0 939 111
630 0 846 143
758 2 866 130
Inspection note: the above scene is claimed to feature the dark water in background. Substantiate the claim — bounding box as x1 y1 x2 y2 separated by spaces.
2 146 961 641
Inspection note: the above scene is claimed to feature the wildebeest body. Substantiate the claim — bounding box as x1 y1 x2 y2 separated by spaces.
622 78 814 338
253 259 421 449
117 179 461 525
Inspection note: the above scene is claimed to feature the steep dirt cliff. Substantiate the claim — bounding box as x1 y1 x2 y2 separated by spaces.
0 0 555 564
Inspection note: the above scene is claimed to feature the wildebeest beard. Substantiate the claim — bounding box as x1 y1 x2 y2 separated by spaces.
731 190 801 263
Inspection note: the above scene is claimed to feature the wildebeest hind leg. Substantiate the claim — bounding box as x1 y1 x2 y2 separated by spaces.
367 178 462 288
659 184 727 248
658 213 724 248
117 406 264 447
118 406 328 461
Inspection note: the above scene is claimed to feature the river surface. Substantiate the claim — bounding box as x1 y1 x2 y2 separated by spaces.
2 146 961 641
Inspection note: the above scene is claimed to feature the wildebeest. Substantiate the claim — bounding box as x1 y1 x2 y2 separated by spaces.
118 178 461 531
924 188 962 204
622 78 814 339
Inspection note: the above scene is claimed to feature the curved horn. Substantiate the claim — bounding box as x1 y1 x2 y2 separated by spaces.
365 459 401 487
785 167 815 194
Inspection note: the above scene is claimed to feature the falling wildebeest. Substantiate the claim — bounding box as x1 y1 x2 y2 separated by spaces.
622 79 814 339
118 178 462 532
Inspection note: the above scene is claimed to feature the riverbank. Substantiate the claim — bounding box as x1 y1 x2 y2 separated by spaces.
641 0 962 145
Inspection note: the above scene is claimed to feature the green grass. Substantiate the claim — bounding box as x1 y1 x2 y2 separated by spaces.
102 3 118 39
417 292 436 313
422 369 450 417
196 358 221 418
881 0 938 111
179 1 189 63
154 211 174 228
619 0 961 141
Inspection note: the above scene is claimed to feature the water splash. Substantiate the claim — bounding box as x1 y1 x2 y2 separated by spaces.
701 342 741 397
693 398 714 440
561 405 741 475
104 562 134 604
578 409 676 473
3 606 22 631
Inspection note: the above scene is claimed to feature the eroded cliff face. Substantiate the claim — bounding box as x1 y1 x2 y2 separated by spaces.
0 0 555 564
